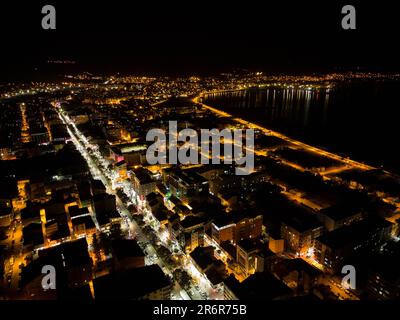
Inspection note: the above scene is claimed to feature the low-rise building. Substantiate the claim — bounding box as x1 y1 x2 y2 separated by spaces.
71 215 96 236
93 264 172 300
131 167 157 198
21 238 93 297
281 210 323 255
318 204 364 232
111 239 145 271
274 258 323 295
173 215 206 252
236 239 276 275
164 168 209 203
92 193 120 228
223 270 292 300
190 246 228 290
211 211 263 244
314 218 393 273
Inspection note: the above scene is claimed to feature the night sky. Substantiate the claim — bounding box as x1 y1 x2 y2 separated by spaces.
1 1 400 81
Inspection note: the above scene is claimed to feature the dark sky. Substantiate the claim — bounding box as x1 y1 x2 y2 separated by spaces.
1 1 400 81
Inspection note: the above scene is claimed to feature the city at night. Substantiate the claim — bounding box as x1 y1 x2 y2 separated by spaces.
1 1 400 316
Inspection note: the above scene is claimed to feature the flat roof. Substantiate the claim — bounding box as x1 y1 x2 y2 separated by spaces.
320 204 363 221
317 218 392 249
190 246 215 271
111 239 144 260
39 238 92 268
179 215 206 229
213 210 262 228
71 215 95 229
93 264 170 299
167 168 208 186
281 207 321 233
133 167 153 184
225 271 292 300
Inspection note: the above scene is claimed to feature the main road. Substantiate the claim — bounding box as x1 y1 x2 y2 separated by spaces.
55 102 219 300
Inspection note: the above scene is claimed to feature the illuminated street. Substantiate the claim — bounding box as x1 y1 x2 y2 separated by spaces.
55 103 219 300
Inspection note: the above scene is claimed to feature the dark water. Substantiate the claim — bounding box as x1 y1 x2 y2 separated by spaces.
203 81 400 173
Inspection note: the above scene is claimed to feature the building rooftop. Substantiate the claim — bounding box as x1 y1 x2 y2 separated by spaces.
212 210 262 228
22 222 44 247
367 241 400 283
153 207 170 222
190 246 215 271
224 271 292 300
205 261 227 286
90 179 106 194
237 239 261 252
316 217 392 249
78 181 92 202
46 220 71 241
93 264 171 299
179 215 206 230
38 238 92 268
21 239 92 293
133 167 154 185
281 208 322 233
110 143 147 155
69 205 89 218
276 258 323 278
111 239 144 260
166 167 208 186
71 215 95 230
320 204 363 221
